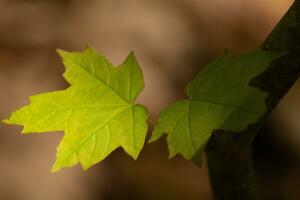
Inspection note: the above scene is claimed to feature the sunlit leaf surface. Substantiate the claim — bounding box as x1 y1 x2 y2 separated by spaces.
4 47 148 172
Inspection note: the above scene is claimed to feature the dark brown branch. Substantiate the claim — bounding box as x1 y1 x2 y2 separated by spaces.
206 1 300 200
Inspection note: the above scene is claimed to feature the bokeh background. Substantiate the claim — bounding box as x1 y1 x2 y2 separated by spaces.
0 0 299 199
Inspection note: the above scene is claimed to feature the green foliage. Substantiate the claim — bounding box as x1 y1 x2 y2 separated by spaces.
3 47 149 172
3 46 281 172
149 49 280 164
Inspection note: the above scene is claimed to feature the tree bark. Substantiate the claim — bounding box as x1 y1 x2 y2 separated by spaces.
206 1 300 199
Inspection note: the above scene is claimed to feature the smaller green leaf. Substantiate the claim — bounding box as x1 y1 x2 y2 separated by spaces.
150 48 281 163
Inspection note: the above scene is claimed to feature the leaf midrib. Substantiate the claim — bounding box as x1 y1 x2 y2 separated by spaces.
64 55 130 104
31 105 128 114
190 98 261 114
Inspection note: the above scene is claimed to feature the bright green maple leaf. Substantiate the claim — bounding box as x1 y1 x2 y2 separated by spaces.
3 47 149 172
150 49 280 164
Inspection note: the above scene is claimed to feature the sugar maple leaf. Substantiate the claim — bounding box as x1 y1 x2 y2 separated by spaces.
4 47 149 172
150 49 280 164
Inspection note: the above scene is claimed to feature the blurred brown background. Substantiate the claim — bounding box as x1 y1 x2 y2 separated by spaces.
0 0 299 199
